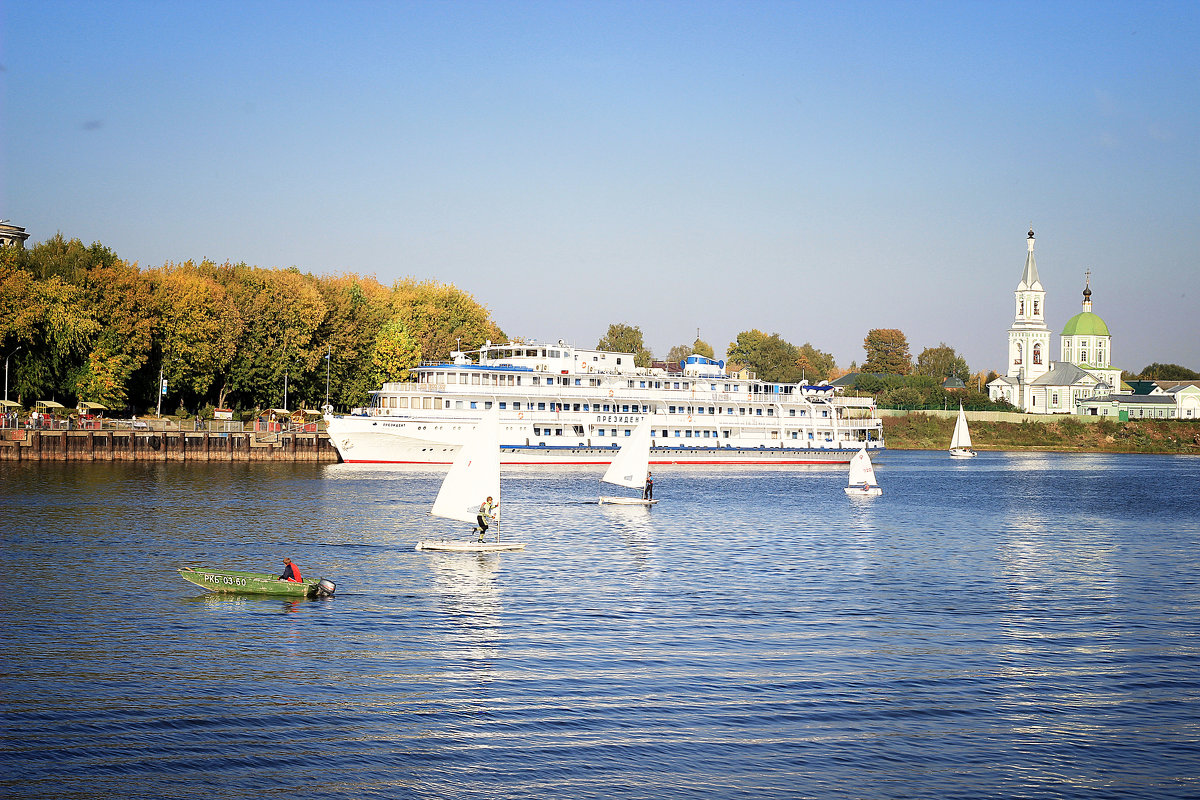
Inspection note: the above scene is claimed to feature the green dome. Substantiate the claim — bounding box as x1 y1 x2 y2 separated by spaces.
1061 311 1110 337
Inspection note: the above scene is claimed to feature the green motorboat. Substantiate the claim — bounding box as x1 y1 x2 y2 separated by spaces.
178 567 336 597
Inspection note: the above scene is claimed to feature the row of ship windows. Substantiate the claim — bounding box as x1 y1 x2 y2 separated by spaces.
382 396 831 418
421 371 804 395
533 427 831 441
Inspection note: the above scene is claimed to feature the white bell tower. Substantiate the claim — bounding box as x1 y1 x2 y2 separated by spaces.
1006 228 1051 387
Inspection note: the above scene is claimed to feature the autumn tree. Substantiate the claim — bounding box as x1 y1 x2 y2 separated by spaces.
796 343 836 382
147 262 245 411
76 258 156 409
390 278 505 363
862 329 912 375
597 323 652 367
313 273 393 410
665 336 716 367
914 343 970 383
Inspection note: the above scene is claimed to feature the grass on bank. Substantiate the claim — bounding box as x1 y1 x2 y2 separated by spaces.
882 414 1200 454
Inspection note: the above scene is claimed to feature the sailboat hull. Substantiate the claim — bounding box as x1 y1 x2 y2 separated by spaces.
599 496 659 505
949 448 977 458
844 485 882 497
415 540 527 552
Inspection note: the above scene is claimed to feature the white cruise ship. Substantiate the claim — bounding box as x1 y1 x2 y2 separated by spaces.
324 340 884 465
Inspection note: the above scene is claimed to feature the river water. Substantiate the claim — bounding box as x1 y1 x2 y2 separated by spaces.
2 452 1199 799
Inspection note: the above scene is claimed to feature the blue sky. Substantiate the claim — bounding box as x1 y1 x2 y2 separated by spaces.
4 1 1198 374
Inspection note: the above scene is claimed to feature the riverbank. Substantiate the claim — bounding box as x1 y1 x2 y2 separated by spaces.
882 413 1200 454
0 429 339 461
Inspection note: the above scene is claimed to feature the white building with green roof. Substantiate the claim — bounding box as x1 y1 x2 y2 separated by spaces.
988 230 1122 414
1060 272 1122 391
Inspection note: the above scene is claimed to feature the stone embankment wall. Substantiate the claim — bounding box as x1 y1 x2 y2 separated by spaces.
0 430 340 462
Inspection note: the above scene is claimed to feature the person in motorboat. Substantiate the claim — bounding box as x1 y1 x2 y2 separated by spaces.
473 496 498 541
279 558 303 582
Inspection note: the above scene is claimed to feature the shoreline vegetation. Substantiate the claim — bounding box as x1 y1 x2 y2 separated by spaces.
882 414 1200 455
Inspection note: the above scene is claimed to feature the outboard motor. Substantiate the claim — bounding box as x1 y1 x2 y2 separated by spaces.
316 578 336 597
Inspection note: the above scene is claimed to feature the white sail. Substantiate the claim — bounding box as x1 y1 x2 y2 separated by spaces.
950 404 972 451
431 408 501 525
601 416 653 489
847 445 878 487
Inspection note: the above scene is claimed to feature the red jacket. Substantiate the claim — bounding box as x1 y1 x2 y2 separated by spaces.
281 563 302 582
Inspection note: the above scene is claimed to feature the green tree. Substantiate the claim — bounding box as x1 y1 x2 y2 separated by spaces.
724 331 801 383
915 343 970 382
22 276 101 403
597 323 652 367
370 317 422 384
727 330 802 383
1138 363 1199 380
862 329 912 375
25 233 118 282
223 265 328 410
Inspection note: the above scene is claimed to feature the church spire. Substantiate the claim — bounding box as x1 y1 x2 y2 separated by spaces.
1018 228 1042 290
1082 269 1092 312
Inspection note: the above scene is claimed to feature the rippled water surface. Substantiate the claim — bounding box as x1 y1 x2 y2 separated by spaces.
3 452 1200 799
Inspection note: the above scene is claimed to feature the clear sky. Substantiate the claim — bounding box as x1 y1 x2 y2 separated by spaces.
4 1 1198 374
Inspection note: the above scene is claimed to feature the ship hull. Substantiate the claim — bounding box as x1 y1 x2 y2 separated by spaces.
325 417 874 465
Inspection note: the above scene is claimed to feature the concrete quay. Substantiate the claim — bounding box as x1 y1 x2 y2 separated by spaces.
0 429 340 462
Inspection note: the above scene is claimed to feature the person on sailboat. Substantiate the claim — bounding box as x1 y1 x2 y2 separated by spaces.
643 471 654 501
279 558 303 582
474 496 498 540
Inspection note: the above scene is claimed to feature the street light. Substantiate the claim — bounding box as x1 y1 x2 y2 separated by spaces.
325 344 331 409
4 345 23 402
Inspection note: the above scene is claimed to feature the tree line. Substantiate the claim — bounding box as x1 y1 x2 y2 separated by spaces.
1 234 503 416
7 234 1189 418
593 323 1011 409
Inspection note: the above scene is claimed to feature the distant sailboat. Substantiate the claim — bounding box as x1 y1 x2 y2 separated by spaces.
598 417 658 505
417 409 526 552
844 444 882 497
949 403 977 459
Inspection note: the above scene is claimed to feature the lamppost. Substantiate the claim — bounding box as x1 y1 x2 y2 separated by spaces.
156 361 168 417
324 344 331 409
4 345 22 402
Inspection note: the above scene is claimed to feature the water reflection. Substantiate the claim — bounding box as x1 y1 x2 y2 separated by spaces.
4 454 1200 800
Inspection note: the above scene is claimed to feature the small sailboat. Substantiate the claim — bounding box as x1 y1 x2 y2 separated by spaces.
844 444 882 497
598 417 658 505
949 403 977 459
416 409 526 552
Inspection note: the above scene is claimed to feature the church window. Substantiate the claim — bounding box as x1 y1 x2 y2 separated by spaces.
1033 344 1042 365
1098 345 1105 365
1019 299 1025 316
1015 343 1023 365
1064 341 1071 361
1052 392 1059 406
1081 348 1088 364
1033 300 1040 316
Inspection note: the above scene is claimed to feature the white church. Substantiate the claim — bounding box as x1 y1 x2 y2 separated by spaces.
987 229 1123 414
